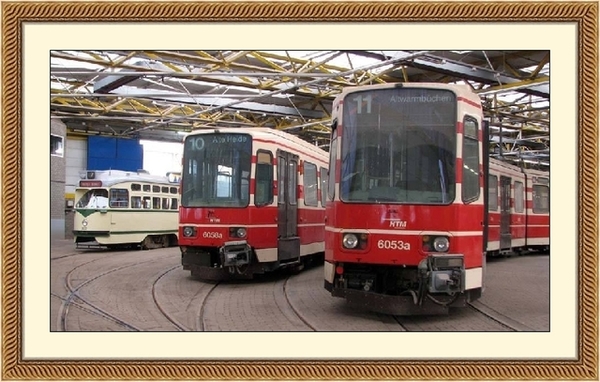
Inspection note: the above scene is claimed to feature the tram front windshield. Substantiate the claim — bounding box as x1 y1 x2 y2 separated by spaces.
181 133 252 207
75 189 109 209
341 88 456 204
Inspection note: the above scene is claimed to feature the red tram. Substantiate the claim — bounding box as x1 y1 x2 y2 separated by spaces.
486 159 550 256
179 128 329 279
323 82 549 315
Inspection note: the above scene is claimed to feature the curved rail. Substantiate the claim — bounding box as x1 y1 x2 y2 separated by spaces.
197 281 220 331
58 255 172 331
151 265 191 331
282 276 317 331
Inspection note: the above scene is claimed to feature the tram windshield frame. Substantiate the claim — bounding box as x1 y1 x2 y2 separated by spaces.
181 133 252 208
75 189 109 209
340 87 457 205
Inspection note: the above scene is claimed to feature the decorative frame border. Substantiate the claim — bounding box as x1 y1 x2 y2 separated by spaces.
2 2 598 380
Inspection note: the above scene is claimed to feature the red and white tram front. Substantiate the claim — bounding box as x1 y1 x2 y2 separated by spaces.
324 83 485 315
179 131 258 279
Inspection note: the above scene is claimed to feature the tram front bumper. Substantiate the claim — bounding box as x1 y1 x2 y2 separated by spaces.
331 288 456 315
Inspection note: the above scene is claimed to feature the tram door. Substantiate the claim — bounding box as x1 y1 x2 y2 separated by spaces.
277 150 300 263
500 176 512 250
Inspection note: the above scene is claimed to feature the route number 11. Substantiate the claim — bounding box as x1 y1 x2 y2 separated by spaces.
352 94 372 114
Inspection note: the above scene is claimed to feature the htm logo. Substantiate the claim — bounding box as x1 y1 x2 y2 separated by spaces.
389 220 407 229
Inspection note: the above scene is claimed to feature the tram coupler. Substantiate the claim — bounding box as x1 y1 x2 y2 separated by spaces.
220 240 252 267
420 255 465 294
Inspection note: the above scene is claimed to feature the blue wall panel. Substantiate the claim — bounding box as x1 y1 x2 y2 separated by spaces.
87 136 143 172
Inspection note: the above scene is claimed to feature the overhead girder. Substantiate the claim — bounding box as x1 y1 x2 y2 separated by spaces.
125 51 430 135
51 50 550 156
351 50 549 98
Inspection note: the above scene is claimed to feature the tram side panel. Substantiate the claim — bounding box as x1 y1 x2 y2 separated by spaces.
486 159 527 256
485 160 549 255
524 169 550 251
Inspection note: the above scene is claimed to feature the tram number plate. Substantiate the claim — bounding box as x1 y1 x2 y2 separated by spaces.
377 240 411 250
203 231 223 239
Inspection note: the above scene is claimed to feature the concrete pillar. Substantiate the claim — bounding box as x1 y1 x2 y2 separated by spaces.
50 117 67 239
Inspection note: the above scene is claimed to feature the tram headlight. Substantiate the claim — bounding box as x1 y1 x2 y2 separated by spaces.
422 235 450 252
81 219 88 227
182 226 196 237
229 227 247 238
342 233 359 249
433 237 450 252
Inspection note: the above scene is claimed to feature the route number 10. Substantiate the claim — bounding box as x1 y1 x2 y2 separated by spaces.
352 94 372 114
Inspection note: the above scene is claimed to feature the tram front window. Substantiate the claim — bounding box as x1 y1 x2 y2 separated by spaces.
340 88 456 204
75 189 109 209
181 133 252 207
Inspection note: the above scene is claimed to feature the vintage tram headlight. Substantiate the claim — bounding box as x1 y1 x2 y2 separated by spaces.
81 219 88 227
433 237 450 252
182 226 196 237
230 227 247 238
342 233 359 249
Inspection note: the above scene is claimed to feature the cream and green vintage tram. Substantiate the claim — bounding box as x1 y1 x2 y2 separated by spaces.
73 170 180 250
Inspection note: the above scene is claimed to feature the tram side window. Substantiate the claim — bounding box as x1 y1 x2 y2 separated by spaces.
488 175 498 211
143 196 152 209
131 196 142 209
278 157 286 204
533 185 549 213
462 117 480 203
171 198 178 209
153 197 161 209
170 187 178 194
131 183 141 191
110 189 129 208
320 167 328 208
162 198 170 209
162 186 169 193
143 185 151 192
289 160 297 205
514 181 524 213
303 162 318 207
255 151 273 207
152 185 160 193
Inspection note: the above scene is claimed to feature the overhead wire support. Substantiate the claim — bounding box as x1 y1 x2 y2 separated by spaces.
131 50 432 134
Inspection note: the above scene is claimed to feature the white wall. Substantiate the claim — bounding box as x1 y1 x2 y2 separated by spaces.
140 140 183 176
65 137 87 195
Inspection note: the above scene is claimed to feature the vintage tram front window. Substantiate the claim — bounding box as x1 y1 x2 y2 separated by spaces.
75 189 109 209
181 133 252 207
340 88 456 204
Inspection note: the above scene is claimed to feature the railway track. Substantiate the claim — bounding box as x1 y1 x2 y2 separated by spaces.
467 301 534 331
57 254 180 332
282 275 317 331
196 281 220 331
58 259 147 331
151 265 192 331
51 248 547 332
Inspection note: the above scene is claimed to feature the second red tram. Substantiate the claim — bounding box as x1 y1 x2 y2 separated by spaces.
179 128 329 279
323 82 549 315
486 159 550 256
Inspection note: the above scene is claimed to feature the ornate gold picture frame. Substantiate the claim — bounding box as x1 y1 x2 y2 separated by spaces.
2 1 598 380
